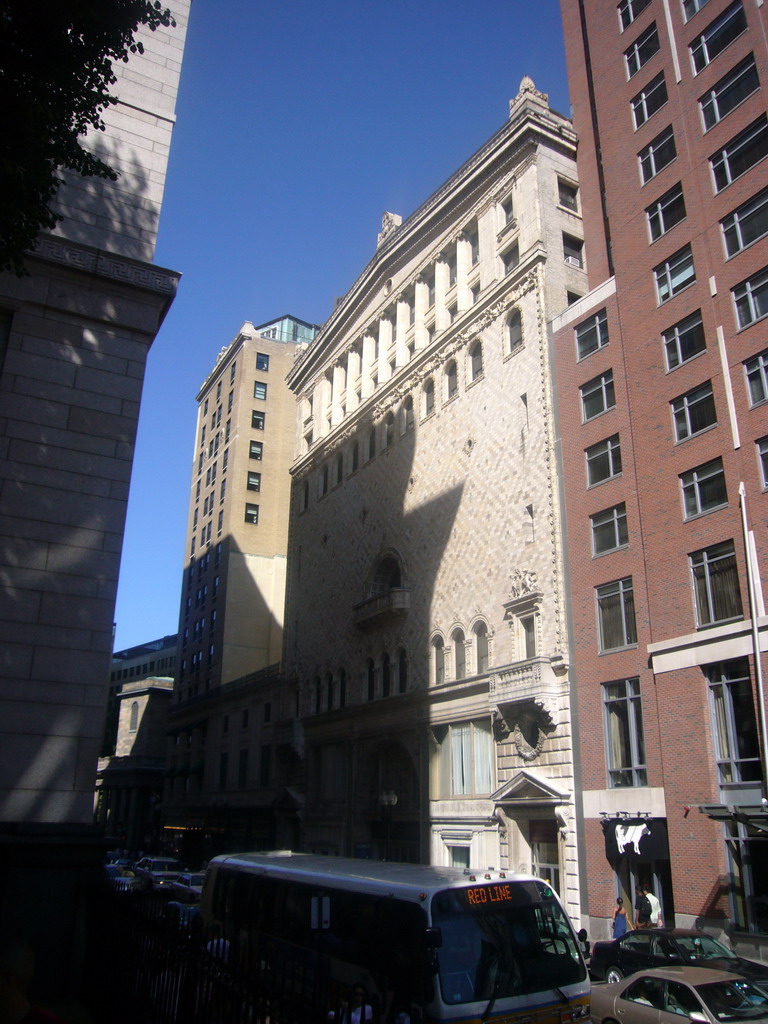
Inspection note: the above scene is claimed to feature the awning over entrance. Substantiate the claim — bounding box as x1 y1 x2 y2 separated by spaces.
699 803 768 835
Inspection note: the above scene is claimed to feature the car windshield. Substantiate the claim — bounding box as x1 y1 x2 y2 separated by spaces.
431 881 585 1005
676 935 737 960
188 875 204 886
154 861 180 871
698 979 768 1021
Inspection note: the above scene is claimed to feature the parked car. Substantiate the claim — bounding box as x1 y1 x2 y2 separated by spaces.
104 863 143 893
590 928 768 986
134 856 184 894
591 966 768 1024
170 872 205 903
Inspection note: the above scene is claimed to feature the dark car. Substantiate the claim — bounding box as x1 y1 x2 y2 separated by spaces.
591 966 768 1024
590 928 768 987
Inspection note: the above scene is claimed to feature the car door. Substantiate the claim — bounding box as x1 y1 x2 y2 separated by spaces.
619 933 656 974
659 979 709 1024
614 975 664 1024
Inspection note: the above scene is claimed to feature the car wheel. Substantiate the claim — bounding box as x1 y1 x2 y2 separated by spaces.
606 967 624 985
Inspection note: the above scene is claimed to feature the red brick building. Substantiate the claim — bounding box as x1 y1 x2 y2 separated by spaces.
554 0 768 945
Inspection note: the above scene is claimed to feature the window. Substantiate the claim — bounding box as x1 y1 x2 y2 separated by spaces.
639 124 676 182
467 228 480 266
597 577 637 651
383 412 395 449
253 381 268 400
664 310 706 369
632 73 668 130
502 243 519 275
470 341 483 381
397 648 407 693
711 116 768 192
251 410 265 430
691 541 742 625
423 378 435 417
522 615 537 659
402 396 414 433
733 267 768 328
592 503 629 555
746 349 768 404
249 440 263 459
619 0 651 29
558 179 579 212
256 352 269 371
722 188 768 257
474 622 489 673
227 391 233 412
655 245 695 303
351 439 360 472
439 720 493 796
244 503 259 524
625 23 660 77
587 435 623 485
684 0 710 20
758 437 768 487
433 636 445 685
603 678 647 787
647 183 686 240
452 629 466 680
682 458 727 517
247 471 261 491
690 3 746 74
366 659 375 701
700 56 759 131
563 233 584 268
673 382 717 440
367 426 376 460
581 370 616 421
445 252 457 287
708 659 762 784
576 308 609 359
506 310 523 353
445 360 458 399
129 701 139 732
502 197 515 224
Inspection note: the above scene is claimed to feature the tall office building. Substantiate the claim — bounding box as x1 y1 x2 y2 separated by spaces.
283 80 588 922
555 0 768 941
164 316 319 859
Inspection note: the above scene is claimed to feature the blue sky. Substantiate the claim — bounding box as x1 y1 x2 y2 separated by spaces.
113 0 572 651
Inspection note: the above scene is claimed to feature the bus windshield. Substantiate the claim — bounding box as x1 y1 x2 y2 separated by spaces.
431 880 586 1005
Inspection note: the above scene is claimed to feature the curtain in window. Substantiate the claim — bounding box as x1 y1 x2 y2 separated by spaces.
711 682 734 782
709 551 741 621
451 724 470 794
473 719 493 794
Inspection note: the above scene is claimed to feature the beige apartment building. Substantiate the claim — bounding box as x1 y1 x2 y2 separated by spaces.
283 79 588 922
164 316 318 860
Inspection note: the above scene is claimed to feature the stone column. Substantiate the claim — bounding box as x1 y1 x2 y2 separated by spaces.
434 259 450 332
346 344 361 412
457 232 472 312
395 298 410 366
361 332 376 398
331 362 346 426
414 278 429 350
378 317 394 383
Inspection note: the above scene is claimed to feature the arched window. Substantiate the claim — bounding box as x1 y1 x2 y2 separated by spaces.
433 636 445 685
367 658 375 701
351 440 359 472
508 310 523 352
367 426 376 460
452 628 466 679
129 701 139 732
335 452 343 485
423 378 435 417
301 479 309 511
398 647 408 693
382 653 391 697
371 556 401 596
320 464 329 496
470 341 483 381
474 622 489 674
446 360 458 399
326 671 334 711
384 412 395 449
402 396 414 434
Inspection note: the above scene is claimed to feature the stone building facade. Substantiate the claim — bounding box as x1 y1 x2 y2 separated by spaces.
284 79 587 922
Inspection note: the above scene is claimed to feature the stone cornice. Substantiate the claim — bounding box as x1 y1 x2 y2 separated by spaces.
30 235 180 297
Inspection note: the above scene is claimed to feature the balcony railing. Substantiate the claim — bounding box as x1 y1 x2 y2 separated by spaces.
353 587 411 627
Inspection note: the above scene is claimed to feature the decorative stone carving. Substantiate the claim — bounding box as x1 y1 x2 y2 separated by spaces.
377 212 403 248
510 568 538 600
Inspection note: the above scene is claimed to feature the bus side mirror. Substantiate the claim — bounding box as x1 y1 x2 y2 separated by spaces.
425 927 442 949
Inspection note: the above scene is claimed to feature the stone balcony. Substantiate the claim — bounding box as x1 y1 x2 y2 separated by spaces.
353 587 411 628
488 655 568 725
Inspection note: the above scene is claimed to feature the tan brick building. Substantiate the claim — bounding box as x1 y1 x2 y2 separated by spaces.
555 0 768 946
283 79 588 922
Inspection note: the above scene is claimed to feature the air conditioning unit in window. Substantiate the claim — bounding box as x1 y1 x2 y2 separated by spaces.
565 255 583 267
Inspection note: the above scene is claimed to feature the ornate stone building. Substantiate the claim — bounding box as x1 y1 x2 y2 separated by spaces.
284 79 587 922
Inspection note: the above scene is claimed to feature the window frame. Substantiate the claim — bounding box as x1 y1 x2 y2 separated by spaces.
587 434 623 486
711 115 768 193
603 677 647 787
654 245 695 303
249 440 263 460
733 267 768 329
581 370 616 421
746 350 768 405
619 0 652 31
625 22 660 78
596 577 638 652
671 381 717 441
681 457 727 518
253 381 268 401
690 540 742 627
722 187 768 257
700 55 759 132
591 503 629 556
244 503 260 525
439 719 494 797
684 0 711 21
256 352 270 371
664 310 706 369
708 659 762 784
251 410 265 430
639 124 676 183
690 2 747 75
247 471 261 492
632 73 668 130
647 182 686 241
576 308 609 360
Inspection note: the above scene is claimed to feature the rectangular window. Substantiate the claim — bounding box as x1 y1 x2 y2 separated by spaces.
691 541 742 626
581 370 616 421
690 2 746 74
746 349 768 405
502 243 519 274
256 352 270 371
757 437 768 487
592 503 629 555
625 23 660 77
664 310 706 369
647 183 686 240
619 0 651 30
587 435 623 485
722 188 768 257
254 381 268 400
639 125 676 182
576 308 609 359
597 577 637 651
249 440 263 459
708 659 762 784
681 458 727 517
711 116 768 192
733 267 768 329
247 471 261 491
440 720 493 796
632 74 668 130
244 503 259 524
563 233 584 267
655 245 695 303
672 381 716 440
558 179 579 211
684 0 711 20
251 410 265 430
603 678 647 787
700 55 759 131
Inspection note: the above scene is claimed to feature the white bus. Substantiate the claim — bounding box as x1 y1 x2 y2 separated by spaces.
201 851 590 1024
